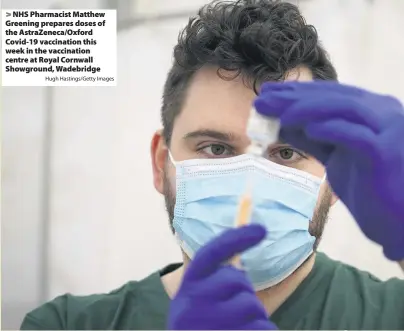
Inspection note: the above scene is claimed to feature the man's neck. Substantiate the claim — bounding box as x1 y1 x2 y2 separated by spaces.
256 253 316 314
161 253 316 315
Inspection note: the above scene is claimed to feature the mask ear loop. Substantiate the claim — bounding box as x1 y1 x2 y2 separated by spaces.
168 150 176 166
169 150 181 246
315 172 327 198
309 172 328 224
320 172 327 193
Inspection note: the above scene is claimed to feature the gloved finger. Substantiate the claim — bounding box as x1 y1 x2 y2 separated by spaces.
254 90 369 123
254 98 284 118
184 224 266 282
377 118 404 166
187 265 254 300
280 127 334 165
303 118 380 160
277 95 382 133
259 81 296 93
260 80 364 96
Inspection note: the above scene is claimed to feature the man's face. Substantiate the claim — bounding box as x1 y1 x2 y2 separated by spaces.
152 66 336 250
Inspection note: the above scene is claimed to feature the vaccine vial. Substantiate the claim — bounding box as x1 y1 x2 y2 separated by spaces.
246 107 280 157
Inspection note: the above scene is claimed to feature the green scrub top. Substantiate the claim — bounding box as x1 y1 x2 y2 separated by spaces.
21 253 404 330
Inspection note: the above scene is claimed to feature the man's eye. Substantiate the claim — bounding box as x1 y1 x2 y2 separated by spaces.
198 144 233 157
268 147 305 164
279 148 295 160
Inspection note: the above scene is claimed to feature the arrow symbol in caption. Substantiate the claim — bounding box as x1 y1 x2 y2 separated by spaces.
6 12 11 17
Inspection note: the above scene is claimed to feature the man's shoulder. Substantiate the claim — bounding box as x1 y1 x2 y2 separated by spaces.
316 253 404 329
20 268 171 330
20 281 139 330
318 252 404 292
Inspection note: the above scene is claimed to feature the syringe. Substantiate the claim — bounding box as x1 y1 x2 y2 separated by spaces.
231 108 280 268
231 188 253 268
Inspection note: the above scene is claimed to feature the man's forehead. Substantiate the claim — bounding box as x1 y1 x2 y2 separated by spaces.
183 66 313 110
174 66 313 142
186 67 256 103
284 67 313 82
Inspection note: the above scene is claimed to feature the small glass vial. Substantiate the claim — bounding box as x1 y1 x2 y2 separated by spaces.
246 107 280 157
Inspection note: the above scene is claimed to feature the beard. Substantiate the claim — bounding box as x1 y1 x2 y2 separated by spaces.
163 168 332 251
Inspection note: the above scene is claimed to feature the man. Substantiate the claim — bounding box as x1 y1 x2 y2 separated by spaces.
21 0 404 330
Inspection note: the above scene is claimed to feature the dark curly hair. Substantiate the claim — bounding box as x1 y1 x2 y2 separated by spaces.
161 0 337 143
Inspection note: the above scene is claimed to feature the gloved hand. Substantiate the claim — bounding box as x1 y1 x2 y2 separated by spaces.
254 81 404 261
167 224 278 330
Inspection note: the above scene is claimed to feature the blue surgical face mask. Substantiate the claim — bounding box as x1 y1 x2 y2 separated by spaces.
170 153 325 290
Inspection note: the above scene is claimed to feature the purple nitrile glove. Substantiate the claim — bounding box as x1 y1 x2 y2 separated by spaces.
254 81 404 261
167 224 278 330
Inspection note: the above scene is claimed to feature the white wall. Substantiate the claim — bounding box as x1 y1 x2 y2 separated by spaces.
2 86 47 329
1 0 114 328
2 3 55 330
2 0 404 328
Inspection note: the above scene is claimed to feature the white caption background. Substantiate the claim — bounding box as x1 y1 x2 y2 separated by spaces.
1 10 117 86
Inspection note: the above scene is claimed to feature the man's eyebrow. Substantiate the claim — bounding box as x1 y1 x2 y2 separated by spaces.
183 129 236 142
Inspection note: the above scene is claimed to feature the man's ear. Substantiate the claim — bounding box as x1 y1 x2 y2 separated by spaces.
151 129 168 194
330 192 339 206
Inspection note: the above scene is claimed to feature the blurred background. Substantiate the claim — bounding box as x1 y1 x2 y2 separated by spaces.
2 0 404 328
